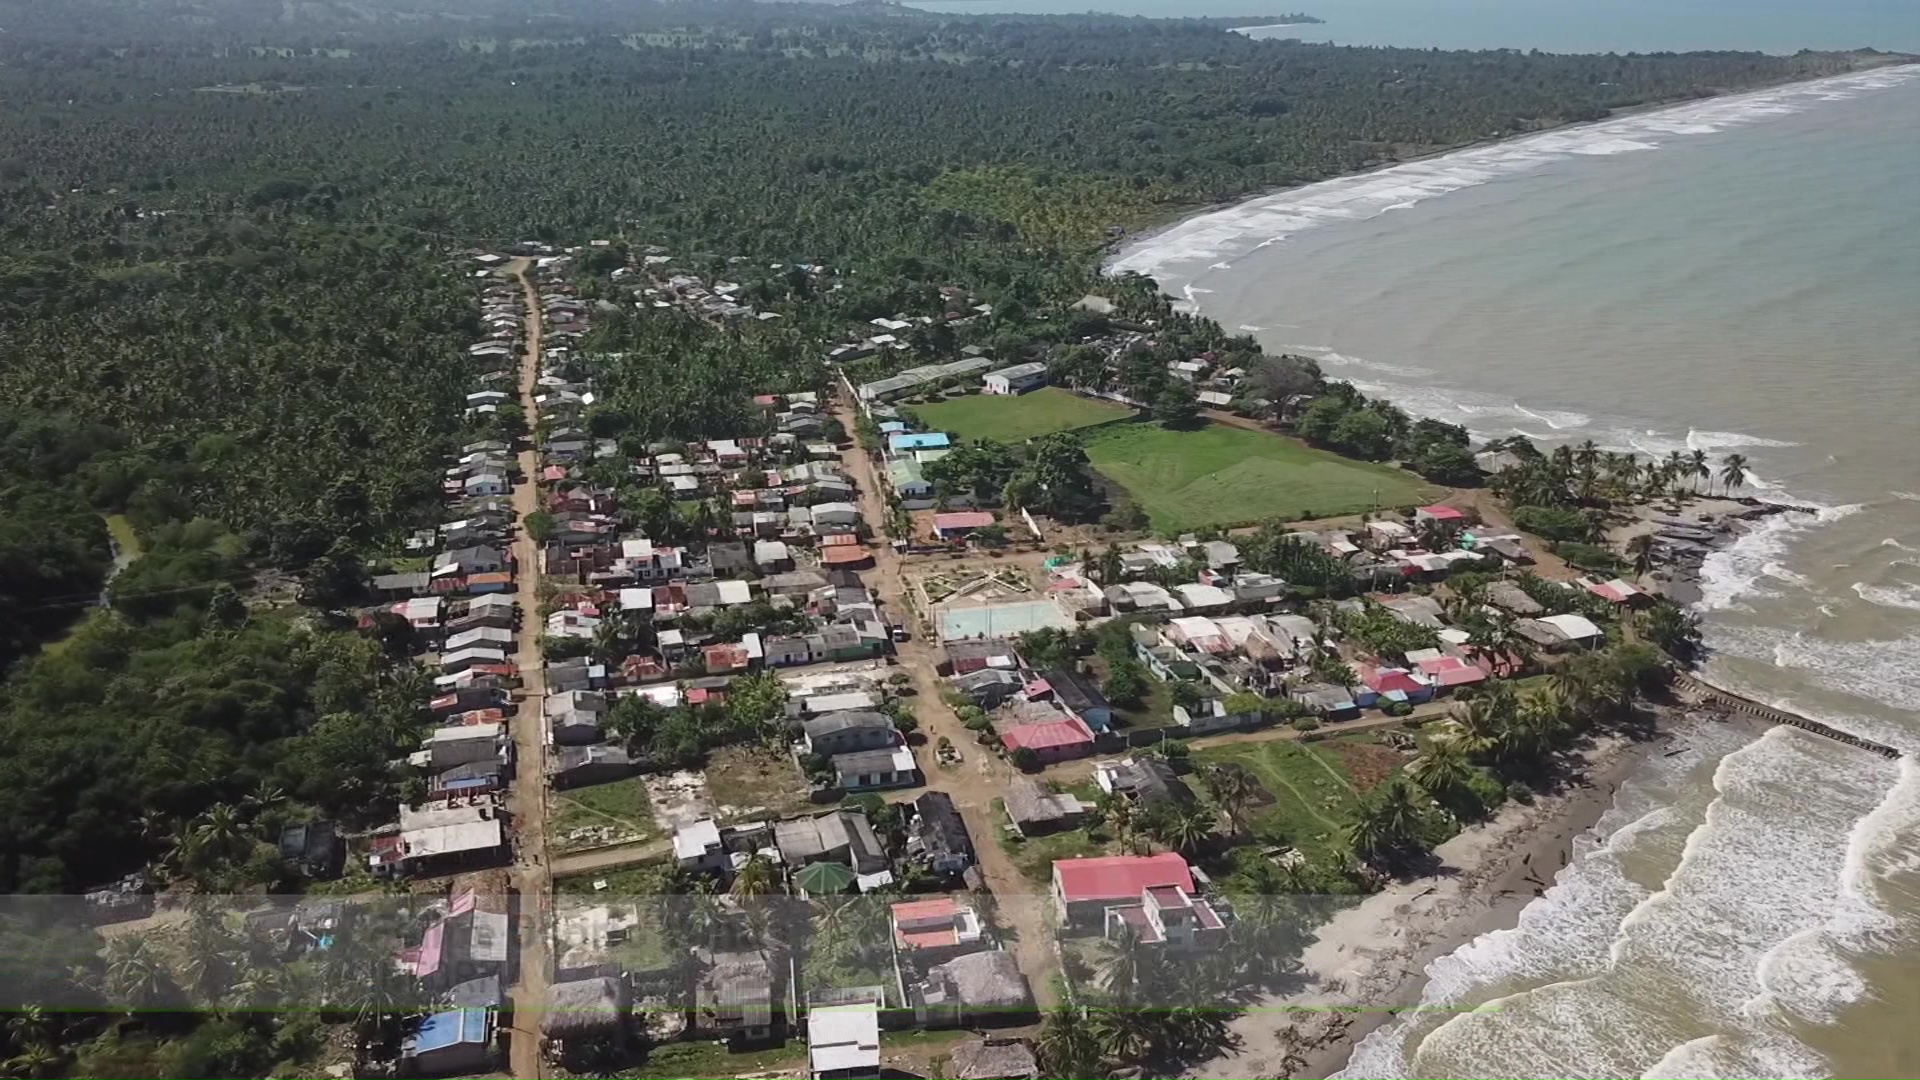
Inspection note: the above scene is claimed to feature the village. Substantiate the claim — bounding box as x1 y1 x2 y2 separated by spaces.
182 239 1709 1080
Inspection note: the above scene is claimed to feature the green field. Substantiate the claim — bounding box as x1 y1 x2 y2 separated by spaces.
908 386 1131 443
1191 739 1367 864
1084 421 1437 532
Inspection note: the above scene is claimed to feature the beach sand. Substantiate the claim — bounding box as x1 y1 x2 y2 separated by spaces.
1185 727 1676 1080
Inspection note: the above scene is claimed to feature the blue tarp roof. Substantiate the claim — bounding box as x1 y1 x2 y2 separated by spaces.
409 1009 490 1053
888 432 950 452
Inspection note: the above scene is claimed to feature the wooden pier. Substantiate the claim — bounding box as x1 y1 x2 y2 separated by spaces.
1676 672 1902 760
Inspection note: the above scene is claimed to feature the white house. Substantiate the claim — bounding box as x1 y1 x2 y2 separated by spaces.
983 362 1048 396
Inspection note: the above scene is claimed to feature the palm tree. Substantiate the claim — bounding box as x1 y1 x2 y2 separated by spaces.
1145 805 1215 858
1688 448 1711 492
1200 765 1257 836
1092 1007 1151 1066
2 1043 62 1079
1374 779 1422 842
1409 741 1473 805
4 1008 54 1053
730 854 780 899
104 936 172 1012
1035 1006 1105 1080
1720 453 1750 495
192 802 252 865
1345 810 1390 865
1100 919 1146 1003
1573 439 1599 471
1626 533 1655 578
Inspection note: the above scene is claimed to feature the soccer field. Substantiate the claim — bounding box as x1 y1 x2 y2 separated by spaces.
907 386 1132 443
1084 421 1438 532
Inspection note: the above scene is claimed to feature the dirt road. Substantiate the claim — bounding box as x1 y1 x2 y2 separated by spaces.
831 390 1062 1010
506 262 553 1079
549 837 673 879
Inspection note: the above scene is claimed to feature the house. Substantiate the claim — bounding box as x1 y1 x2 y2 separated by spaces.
982 362 1048 395
375 805 507 878
428 723 507 770
1291 683 1360 720
674 819 727 874
373 571 433 598
753 539 794 571
910 791 974 874
1587 577 1651 607
1533 612 1606 650
441 610 514 646
542 977 630 1059
1412 651 1489 692
947 1039 1040 1080
1381 594 1447 629
440 646 508 675
888 432 951 454
999 714 1095 765
790 689 879 718
1093 758 1194 807
889 457 936 508
775 811 888 873
803 711 899 757
833 746 919 792
1104 879 1227 949
892 895 985 958
1415 504 1467 529
401 1009 496 1077
1174 582 1234 612
696 948 780 1044
1485 581 1545 616
1003 776 1086 837
431 760 505 800
463 472 508 498
934 511 996 540
952 667 1024 708
276 821 343 880
913 951 1033 1028
437 541 506 576
811 503 862 528
552 745 633 788
809 1003 881 1080
943 638 1019 676
1052 852 1196 930
1037 668 1114 732
1357 665 1436 707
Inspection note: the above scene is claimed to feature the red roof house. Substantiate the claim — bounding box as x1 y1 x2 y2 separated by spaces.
1052 852 1195 926
1415 654 1488 690
934 511 997 539
1414 504 1466 525
999 715 1094 765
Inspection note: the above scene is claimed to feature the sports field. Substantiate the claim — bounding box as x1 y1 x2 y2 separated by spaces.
907 386 1131 443
1084 420 1437 532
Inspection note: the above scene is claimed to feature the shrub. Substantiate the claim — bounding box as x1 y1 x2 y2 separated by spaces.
1382 700 1413 717
1291 716 1320 732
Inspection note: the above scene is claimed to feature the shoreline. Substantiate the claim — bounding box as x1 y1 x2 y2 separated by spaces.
1186 715 1704 1080
1105 57 1918 274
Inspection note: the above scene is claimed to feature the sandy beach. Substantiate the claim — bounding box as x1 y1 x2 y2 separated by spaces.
1185 724 1686 1080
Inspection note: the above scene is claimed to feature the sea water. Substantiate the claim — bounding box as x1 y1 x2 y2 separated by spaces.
908 0 1920 56
1112 66 1920 1077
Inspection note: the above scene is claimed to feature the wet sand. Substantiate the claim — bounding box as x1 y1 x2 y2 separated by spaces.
1187 725 1684 1079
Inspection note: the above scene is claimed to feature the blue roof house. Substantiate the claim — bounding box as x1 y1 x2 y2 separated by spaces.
888 432 951 454
402 1008 496 1076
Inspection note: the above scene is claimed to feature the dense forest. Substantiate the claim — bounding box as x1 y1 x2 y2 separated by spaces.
0 0 1882 895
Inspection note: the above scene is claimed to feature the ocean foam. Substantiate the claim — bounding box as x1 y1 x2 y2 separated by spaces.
1852 581 1920 612
1695 502 1860 612
1107 66 1920 282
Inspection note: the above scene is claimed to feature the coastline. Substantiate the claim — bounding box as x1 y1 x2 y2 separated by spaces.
1104 56 1917 273
1187 715 1722 1080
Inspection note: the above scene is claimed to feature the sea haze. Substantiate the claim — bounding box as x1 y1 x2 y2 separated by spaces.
909 0 1920 55
1114 65 1920 1077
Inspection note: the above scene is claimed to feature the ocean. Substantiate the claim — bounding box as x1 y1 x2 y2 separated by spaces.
1109 65 1920 1078
909 0 1920 55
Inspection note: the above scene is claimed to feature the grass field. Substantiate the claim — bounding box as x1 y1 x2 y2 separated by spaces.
549 778 659 853
1192 738 1369 864
907 386 1131 443
1084 421 1438 532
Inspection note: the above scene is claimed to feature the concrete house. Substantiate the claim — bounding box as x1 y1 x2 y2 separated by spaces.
982 362 1048 395
802 711 898 757
832 746 919 792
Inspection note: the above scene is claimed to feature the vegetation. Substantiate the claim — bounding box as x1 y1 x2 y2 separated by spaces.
1084 420 1435 533
0 1 1872 1070
907 387 1130 444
